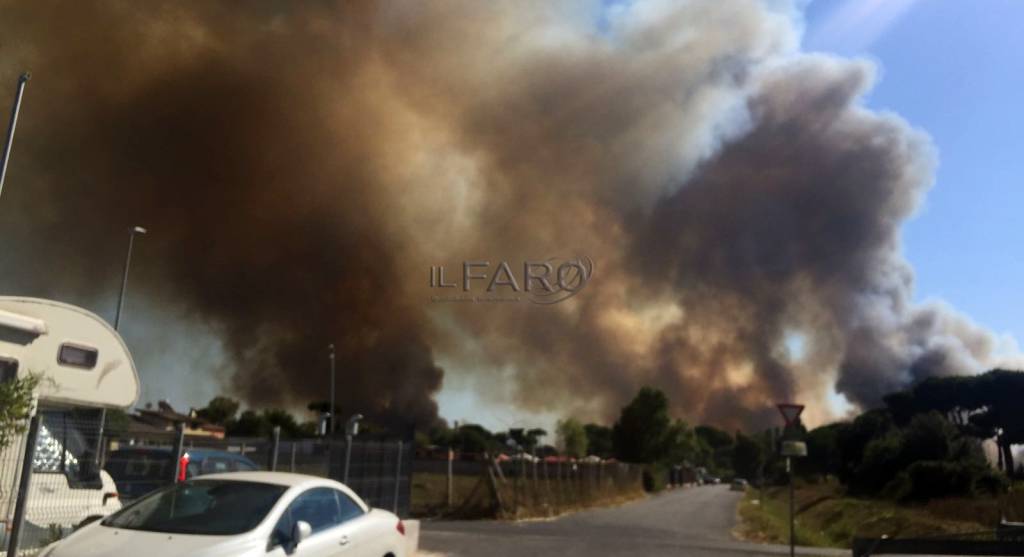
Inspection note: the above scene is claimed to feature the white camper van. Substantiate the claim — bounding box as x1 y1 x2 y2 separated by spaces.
0 297 140 552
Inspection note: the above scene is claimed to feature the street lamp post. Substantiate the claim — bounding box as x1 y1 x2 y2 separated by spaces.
114 226 147 331
0 72 30 202
102 225 146 469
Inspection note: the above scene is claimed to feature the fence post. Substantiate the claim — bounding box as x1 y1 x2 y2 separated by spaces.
172 422 186 482
446 445 453 508
556 459 562 509
343 436 353 484
393 440 403 514
513 455 520 515
541 457 548 507
99 430 109 470
96 408 106 467
270 426 281 471
6 412 41 557
290 441 297 472
483 453 504 514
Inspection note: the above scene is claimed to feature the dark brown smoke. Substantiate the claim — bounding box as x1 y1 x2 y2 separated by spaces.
0 1 1012 429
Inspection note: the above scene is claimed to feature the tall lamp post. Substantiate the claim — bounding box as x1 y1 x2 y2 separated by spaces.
114 226 147 331
102 225 146 469
777 403 806 557
0 72 30 202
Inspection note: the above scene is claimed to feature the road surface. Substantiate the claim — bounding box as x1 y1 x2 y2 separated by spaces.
419 485 848 557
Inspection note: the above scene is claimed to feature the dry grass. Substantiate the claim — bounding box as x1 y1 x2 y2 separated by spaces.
410 472 487 518
737 480 999 549
410 471 646 520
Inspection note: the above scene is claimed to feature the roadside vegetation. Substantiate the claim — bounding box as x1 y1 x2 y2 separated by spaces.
185 369 1024 535
738 368 1024 547
0 372 40 450
736 480 1007 548
419 468 647 520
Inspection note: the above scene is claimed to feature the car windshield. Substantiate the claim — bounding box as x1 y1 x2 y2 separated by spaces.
102 480 287 535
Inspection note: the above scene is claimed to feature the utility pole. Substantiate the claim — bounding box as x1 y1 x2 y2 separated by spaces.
0 72 30 202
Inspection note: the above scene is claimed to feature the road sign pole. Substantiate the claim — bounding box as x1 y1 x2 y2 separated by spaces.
776 401 805 557
789 456 795 557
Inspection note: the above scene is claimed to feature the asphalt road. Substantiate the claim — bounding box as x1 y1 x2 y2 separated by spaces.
419 485 849 557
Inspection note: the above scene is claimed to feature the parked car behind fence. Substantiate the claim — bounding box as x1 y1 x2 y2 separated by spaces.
104 447 258 502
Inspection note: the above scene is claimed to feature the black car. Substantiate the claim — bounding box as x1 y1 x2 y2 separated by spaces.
104 447 259 501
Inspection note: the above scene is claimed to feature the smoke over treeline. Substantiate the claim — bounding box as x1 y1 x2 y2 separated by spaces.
0 1 1011 429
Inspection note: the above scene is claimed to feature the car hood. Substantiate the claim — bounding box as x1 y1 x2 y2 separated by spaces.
46 523 264 557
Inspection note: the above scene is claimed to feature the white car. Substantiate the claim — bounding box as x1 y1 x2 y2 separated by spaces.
38 472 408 557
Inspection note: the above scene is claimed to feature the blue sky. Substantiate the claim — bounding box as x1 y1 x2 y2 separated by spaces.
803 0 1024 343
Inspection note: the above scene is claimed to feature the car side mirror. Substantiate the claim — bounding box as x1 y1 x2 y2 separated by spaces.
292 520 312 546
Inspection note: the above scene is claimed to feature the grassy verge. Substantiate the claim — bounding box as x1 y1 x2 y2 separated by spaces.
493 475 646 520
736 480 1001 549
410 472 487 517
410 471 646 520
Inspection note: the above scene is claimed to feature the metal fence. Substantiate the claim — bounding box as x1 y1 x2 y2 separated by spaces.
1 410 412 557
328 439 412 517
2 409 109 556
409 453 644 518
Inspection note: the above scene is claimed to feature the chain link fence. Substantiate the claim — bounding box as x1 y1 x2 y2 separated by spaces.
1 409 110 556
1 412 412 557
411 454 644 519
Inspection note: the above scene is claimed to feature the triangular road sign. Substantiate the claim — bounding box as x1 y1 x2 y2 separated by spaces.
777 403 804 426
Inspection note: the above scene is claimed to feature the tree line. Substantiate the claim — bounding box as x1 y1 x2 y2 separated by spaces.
182 368 1024 501
796 369 1023 501
424 386 749 486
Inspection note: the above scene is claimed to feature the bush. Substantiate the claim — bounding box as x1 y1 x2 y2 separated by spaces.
0 373 41 451
852 432 904 494
902 461 976 501
975 469 1010 496
642 463 668 492
901 413 954 462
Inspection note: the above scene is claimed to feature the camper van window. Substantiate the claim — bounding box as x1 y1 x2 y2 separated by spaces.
57 343 98 369
0 357 17 383
33 410 103 488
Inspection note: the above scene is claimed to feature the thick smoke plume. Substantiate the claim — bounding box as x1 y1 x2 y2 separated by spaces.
0 1 1011 428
